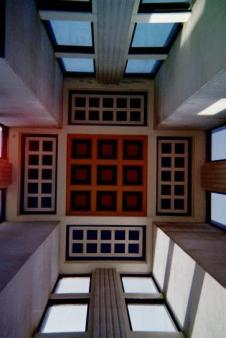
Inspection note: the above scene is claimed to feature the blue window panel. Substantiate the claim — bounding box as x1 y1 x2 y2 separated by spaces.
101 230 112 240
126 60 157 74
87 243 97 253
115 244 125 253
73 230 84 240
129 244 140 254
63 58 94 72
142 0 191 3
129 230 140 240
132 23 175 47
50 20 92 46
87 230 97 240
101 243 111 253
72 243 83 253
115 230 125 240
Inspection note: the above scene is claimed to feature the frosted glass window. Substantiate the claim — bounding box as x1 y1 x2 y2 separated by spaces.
122 277 158 293
63 58 94 72
211 126 226 160
211 193 226 228
128 304 177 332
50 20 92 46
55 277 90 294
126 60 157 73
132 23 175 47
40 304 88 333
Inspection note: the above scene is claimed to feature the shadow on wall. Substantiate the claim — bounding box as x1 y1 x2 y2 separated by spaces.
152 227 226 338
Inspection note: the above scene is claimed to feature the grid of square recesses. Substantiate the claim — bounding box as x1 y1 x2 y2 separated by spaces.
68 91 147 126
157 137 191 215
66 135 147 216
66 225 145 260
21 135 57 213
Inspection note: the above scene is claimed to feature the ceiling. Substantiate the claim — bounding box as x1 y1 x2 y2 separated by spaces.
38 0 193 84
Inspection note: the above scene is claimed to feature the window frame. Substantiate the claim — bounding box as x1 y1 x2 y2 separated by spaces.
0 124 8 223
206 124 226 231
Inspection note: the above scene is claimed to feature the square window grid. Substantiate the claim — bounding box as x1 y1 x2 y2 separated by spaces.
157 138 191 215
67 135 147 216
21 135 57 213
66 225 145 260
68 91 147 126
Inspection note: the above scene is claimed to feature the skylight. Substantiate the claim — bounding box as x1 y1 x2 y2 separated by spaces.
128 304 177 332
55 277 90 294
122 277 158 293
211 193 226 229
126 59 158 74
132 23 175 47
50 20 92 46
40 304 88 333
62 58 94 72
211 126 226 161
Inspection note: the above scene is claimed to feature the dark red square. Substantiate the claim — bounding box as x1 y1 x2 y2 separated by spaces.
123 192 143 211
123 140 143 160
71 165 91 185
71 139 92 159
96 191 117 211
70 191 91 211
97 166 117 185
123 166 143 185
98 140 118 159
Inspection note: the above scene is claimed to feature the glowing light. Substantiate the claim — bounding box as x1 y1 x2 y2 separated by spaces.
197 99 226 116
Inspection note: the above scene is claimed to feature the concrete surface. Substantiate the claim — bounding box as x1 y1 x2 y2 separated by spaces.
156 0 226 129
153 223 226 338
0 221 59 338
0 0 63 127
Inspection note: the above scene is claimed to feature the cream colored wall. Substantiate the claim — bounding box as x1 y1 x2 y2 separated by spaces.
6 78 206 274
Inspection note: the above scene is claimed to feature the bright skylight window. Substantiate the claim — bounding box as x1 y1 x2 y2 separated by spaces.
55 277 90 294
63 58 94 72
132 23 175 47
211 193 226 229
126 59 157 73
128 304 177 332
40 304 88 333
211 126 226 161
122 277 158 293
50 20 92 46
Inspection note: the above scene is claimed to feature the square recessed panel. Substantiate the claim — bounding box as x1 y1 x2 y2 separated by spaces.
96 191 117 211
55 277 90 294
71 165 91 185
63 58 94 72
123 166 143 185
126 59 157 74
128 304 177 332
132 23 175 47
70 191 91 211
50 20 92 46
122 277 158 293
71 139 92 159
40 304 88 333
97 165 117 185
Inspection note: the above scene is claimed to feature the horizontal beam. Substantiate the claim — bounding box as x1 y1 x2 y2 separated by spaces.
55 52 95 59
50 293 90 300
128 53 167 60
55 45 94 55
38 0 92 12
138 2 191 13
39 10 94 21
134 11 191 23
